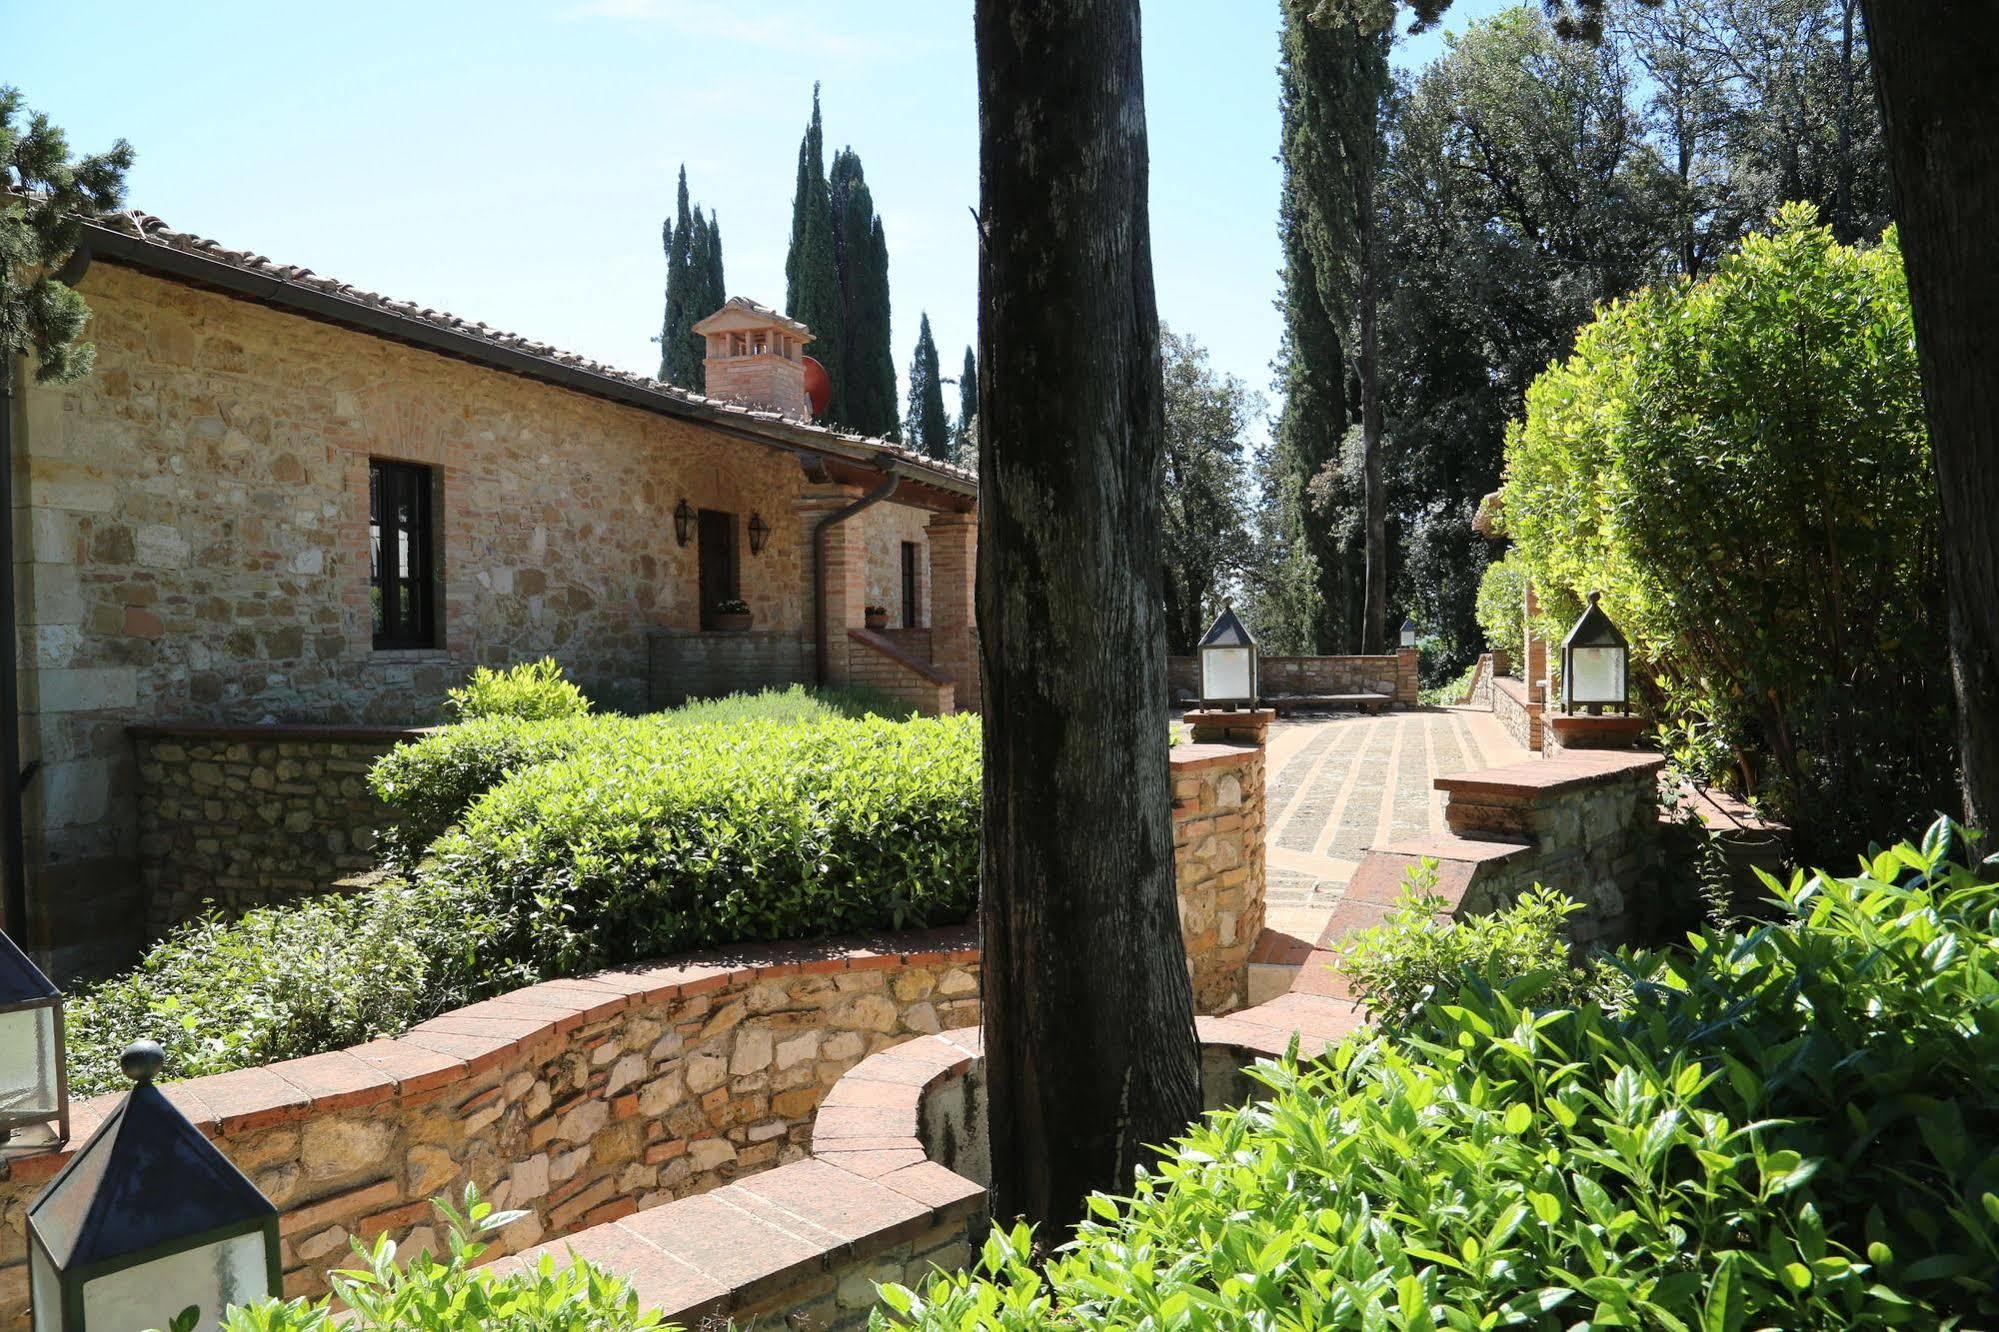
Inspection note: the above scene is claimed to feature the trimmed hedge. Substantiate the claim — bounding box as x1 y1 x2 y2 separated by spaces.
426 714 980 976
881 820 1999 1328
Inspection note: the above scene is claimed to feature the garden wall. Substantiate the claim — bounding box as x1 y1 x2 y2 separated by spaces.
1172 742 1266 1013
1167 652 1418 706
130 722 429 933
646 628 809 709
845 629 955 716
1490 673 1544 752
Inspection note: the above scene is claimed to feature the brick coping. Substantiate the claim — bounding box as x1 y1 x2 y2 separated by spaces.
1435 750 1666 799
5 925 979 1186
127 721 442 744
1170 740 1262 771
847 627 953 685
514 991 1366 1326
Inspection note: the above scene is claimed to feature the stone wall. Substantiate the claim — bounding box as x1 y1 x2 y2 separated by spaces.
1171 742 1267 1013
0 932 981 1322
1168 654 1412 705
861 503 933 628
130 723 426 932
645 629 809 709
1491 674 1544 753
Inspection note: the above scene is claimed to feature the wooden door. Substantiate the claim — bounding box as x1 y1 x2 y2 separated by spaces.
697 509 737 628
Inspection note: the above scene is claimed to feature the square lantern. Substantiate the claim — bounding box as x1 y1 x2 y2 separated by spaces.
1561 590 1629 716
1198 605 1258 709
28 1042 280 1332
1399 617 1418 649
0 929 66 1151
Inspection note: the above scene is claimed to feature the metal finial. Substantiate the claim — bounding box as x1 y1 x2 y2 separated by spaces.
1587 589 1602 606
120 1040 165 1084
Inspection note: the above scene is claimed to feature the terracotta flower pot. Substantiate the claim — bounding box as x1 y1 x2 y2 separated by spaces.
865 612 889 631
712 611 752 632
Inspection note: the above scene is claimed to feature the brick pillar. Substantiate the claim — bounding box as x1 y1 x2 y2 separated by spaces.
1395 647 1420 705
794 485 865 686
1524 580 1549 703
925 510 978 712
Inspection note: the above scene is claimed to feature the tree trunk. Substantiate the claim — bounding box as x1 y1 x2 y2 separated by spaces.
1860 1 1999 832
1358 110 1388 656
973 0 1201 1235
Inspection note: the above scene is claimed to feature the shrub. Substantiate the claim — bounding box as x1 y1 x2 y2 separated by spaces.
445 658 592 722
67 876 501 1098
1417 660 1478 707
1473 549 1527 672
878 819 1999 1329
369 715 621 866
428 715 980 977
1338 873 1621 1025
215 1188 666 1332
655 684 919 726
1501 204 1951 857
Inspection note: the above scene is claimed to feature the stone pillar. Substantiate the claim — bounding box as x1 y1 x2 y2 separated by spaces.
1395 647 1420 705
1170 733 1268 1014
925 510 978 712
794 485 865 686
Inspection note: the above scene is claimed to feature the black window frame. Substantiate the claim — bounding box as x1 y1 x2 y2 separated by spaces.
370 458 438 650
900 541 920 629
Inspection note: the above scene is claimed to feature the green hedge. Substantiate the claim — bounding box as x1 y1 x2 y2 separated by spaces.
426 714 980 977
882 819 1999 1328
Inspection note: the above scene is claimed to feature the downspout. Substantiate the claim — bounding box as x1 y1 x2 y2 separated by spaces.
812 469 902 684
0 360 23 945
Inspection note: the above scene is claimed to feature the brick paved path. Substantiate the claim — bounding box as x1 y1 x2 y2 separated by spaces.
1250 706 1526 1001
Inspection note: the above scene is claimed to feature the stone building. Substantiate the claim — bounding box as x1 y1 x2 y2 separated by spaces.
7 211 977 976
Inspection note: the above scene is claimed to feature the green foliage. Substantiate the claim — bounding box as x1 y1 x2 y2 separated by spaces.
905 313 950 461
1339 871 1621 1025
653 684 920 727
1473 551 1527 672
66 876 498 1098
878 820 1999 1328
656 167 724 391
447 657 593 722
1159 327 1257 654
216 1187 668 1332
1417 659 1477 707
786 84 844 421
956 345 978 452
426 714 980 977
2 87 133 383
1503 205 1950 856
831 148 898 439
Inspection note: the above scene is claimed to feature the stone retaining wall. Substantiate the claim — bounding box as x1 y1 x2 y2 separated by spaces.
646 628 809 709
130 723 429 933
1168 652 1418 706
1490 673 1544 752
1172 743 1266 1013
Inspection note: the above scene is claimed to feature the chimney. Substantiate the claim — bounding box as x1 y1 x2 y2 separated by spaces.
692 298 815 418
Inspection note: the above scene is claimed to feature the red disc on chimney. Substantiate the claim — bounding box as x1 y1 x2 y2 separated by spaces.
802 355 831 419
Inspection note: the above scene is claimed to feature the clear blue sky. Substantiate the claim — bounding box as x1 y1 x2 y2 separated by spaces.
9 0 1512 432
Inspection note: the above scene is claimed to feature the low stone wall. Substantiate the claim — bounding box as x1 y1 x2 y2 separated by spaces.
1463 651 1507 708
1171 742 1266 1013
646 628 809 709
846 629 955 716
130 723 429 933
1168 652 1417 706
1490 674 1544 752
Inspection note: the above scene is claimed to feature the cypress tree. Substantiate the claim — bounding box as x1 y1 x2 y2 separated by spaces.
785 85 843 420
685 212 721 391
658 169 725 391
704 209 726 331
830 148 898 438
957 345 979 454
906 313 950 460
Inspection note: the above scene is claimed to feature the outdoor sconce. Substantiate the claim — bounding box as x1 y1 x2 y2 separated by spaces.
1399 617 1419 649
1561 590 1630 716
28 1041 281 1332
673 499 694 548
0 929 66 1151
747 511 770 556
1197 604 1259 710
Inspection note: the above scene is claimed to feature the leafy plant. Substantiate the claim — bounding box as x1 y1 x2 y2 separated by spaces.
214 1187 669 1332
865 604 889 619
1338 869 1622 1027
711 597 750 616
446 658 592 722
877 819 1999 1329
1472 550 1527 673
654 684 918 726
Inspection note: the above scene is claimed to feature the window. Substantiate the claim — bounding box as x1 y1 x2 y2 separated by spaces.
901 541 920 629
370 459 436 649
697 508 739 628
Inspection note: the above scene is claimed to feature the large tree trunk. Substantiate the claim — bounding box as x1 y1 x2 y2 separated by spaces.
1860 2 1999 833
1358 112 1388 656
973 0 1201 1234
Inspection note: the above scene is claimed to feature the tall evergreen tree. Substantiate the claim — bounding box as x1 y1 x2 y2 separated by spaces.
906 313 950 460
785 85 843 420
956 345 979 451
830 148 898 437
658 170 726 391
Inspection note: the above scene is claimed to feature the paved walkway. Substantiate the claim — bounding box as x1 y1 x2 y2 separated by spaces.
1250 706 1526 1001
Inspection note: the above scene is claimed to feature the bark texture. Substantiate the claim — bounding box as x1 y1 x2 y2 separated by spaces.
1861 2 1999 832
973 0 1202 1234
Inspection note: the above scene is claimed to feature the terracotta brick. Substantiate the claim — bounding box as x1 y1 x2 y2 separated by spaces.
283 1178 401 1235
347 1039 466 1095
273 1051 396 1113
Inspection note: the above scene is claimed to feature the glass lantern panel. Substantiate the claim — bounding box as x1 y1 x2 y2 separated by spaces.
0 1005 59 1128
1568 646 1625 704
1202 646 1252 701
82 1232 269 1332
29 1242 58 1332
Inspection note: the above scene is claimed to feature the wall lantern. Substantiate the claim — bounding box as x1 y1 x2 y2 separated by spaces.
1399 617 1419 649
1197 604 1258 710
28 1041 281 1332
0 929 66 1150
1560 590 1629 716
747 511 770 556
672 499 694 548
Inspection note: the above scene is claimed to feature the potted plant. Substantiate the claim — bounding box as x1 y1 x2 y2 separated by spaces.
864 604 890 631
711 597 752 631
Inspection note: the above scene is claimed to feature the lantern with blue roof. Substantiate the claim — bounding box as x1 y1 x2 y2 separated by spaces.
0 929 66 1151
